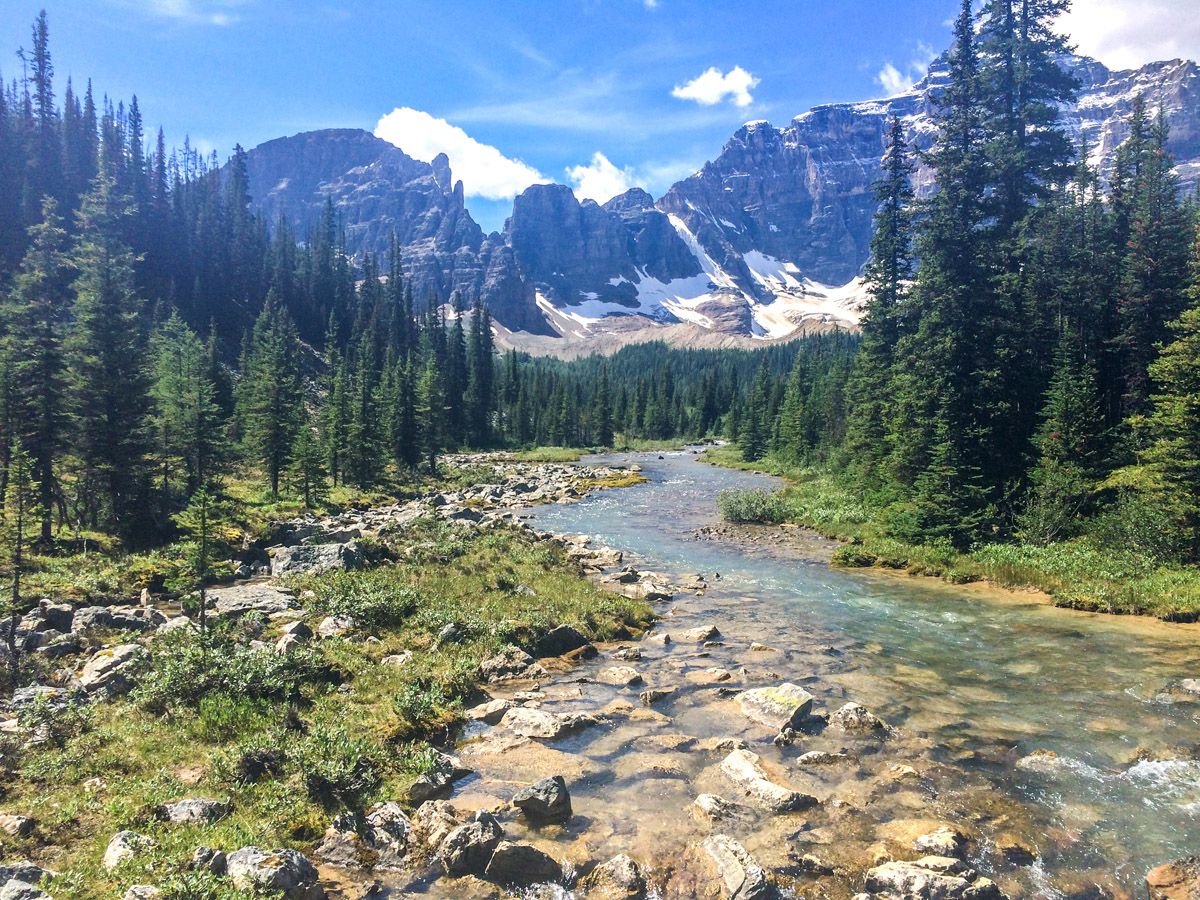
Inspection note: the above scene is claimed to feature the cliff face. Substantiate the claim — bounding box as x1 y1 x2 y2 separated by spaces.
239 51 1200 345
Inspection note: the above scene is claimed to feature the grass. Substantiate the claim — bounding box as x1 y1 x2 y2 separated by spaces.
703 447 1200 621
0 517 653 898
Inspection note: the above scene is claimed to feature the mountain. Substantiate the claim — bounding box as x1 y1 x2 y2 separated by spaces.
239 52 1199 351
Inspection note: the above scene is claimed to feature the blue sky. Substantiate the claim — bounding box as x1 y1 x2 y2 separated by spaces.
2 0 1196 231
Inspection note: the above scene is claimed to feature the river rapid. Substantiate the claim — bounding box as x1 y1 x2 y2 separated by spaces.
436 451 1200 900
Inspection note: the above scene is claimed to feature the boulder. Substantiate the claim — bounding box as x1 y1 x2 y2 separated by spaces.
103 830 155 869
410 800 461 854
210 583 299 619
1148 855 1200 899
484 840 562 886
1 883 50 900
270 542 362 578
536 624 592 657
226 847 324 899
438 811 504 877
365 801 410 867
512 775 572 824
465 698 514 724
720 749 816 812
830 702 889 734
696 835 774 899
157 797 230 824
499 707 595 740
317 615 355 639
70 606 113 632
0 864 51 886
581 854 647 899
191 846 227 875
915 826 967 860
123 888 162 900
681 624 722 642
693 793 743 823
405 751 470 803
735 684 813 731
479 645 547 682
0 814 34 837
78 644 145 695
598 666 644 687
864 857 1003 900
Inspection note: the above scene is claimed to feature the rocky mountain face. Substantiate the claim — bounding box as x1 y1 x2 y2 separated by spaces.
240 52 1199 350
241 129 547 333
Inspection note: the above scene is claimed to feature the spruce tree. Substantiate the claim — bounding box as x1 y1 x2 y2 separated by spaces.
593 363 614 447
1 439 42 682
289 419 328 509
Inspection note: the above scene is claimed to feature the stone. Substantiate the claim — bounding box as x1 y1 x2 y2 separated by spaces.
914 826 967 859
1 883 50 900
103 830 156 869
123 887 162 900
438 811 504 877
157 797 230 824
830 702 890 734
405 751 470 803
639 687 675 706
484 840 562 886
512 776 572 824
270 542 362 578
1148 855 1200 899
78 643 145 695
410 800 461 854
536 624 592 657
598 666 644 687
382 650 414 667
364 801 411 854
465 698 514 725
191 846 227 875
797 750 851 765
580 854 647 899
316 825 367 869
0 864 52 887
499 707 594 740
479 645 547 682
696 835 773 899
317 615 354 639
735 684 814 731
720 749 816 812
693 793 743 822
681 624 722 642
436 623 464 646
1178 679 1200 695
864 857 1003 900
0 814 35 837
210 583 299 619
226 847 324 899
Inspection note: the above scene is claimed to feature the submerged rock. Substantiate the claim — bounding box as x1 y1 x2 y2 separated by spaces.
864 856 1003 899
735 684 814 731
720 749 816 812
830 702 890 734
580 854 647 899
693 835 774 899
1148 855 1200 899
511 775 572 824
485 840 562 886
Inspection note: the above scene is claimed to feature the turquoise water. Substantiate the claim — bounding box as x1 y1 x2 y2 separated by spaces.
530 450 1200 896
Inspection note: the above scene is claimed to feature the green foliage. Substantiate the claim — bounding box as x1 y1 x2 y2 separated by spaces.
306 571 420 630
288 722 381 807
17 694 94 748
716 489 787 524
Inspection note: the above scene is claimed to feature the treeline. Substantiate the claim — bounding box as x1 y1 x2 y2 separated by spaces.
745 0 1200 564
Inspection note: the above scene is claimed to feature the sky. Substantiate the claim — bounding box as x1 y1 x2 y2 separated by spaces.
1 0 1196 232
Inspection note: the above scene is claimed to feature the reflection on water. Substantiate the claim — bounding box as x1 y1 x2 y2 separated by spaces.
530 449 1200 895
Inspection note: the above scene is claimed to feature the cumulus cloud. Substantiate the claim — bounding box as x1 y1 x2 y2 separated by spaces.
374 107 546 200
1057 0 1200 69
566 152 643 203
875 43 937 97
671 66 760 108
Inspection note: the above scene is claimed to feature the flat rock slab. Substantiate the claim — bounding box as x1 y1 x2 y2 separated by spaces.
864 856 1002 900
736 684 814 731
271 541 362 578
720 749 815 813
668 835 773 899
210 583 299 619
498 707 596 740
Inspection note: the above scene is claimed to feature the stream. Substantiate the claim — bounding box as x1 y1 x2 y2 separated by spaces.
441 449 1200 898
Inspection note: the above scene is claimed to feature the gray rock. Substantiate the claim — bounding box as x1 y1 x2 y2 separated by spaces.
864 857 1003 900
226 847 324 898
38 602 75 633
210 583 299 619
0 882 50 900
79 644 146 695
436 622 464 646
484 840 562 886
498 707 596 741
191 846 227 875
0 863 52 886
70 606 112 632
438 811 503 877
270 542 362 578
317 615 354 639
410 800 461 854
580 854 647 899
535 624 592 658
0 814 35 837
512 776 572 824
157 797 230 824
364 801 410 855
465 698 514 724
915 826 967 859
830 702 889 734
405 751 470 804
123 887 162 900
697 835 774 899
720 749 816 813
479 645 547 682
598 666 644 687
692 793 744 822
735 684 814 731
103 830 155 869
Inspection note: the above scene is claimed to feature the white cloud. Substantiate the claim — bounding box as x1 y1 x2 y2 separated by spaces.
1057 0 1200 69
643 0 659 7
876 63 912 96
374 107 547 200
875 43 937 97
671 66 760 108
134 0 248 25
566 152 643 203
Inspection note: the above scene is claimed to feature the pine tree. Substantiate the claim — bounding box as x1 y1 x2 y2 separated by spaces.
593 363 614 447
1138 230 1200 560
1 440 42 682
3 198 73 541
843 117 914 481
173 486 229 636
289 419 328 509
415 354 443 473
236 293 302 496
68 171 152 536
739 365 771 462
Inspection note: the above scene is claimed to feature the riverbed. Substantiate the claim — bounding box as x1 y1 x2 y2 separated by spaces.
422 449 1200 898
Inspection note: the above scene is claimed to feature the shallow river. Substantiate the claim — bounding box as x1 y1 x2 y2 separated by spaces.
518 450 1200 898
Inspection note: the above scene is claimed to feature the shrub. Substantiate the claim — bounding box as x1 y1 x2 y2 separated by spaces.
1087 489 1188 564
17 694 94 748
832 546 877 568
288 723 381 807
308 572 420 630
717 489 787 524
216 731 287 785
